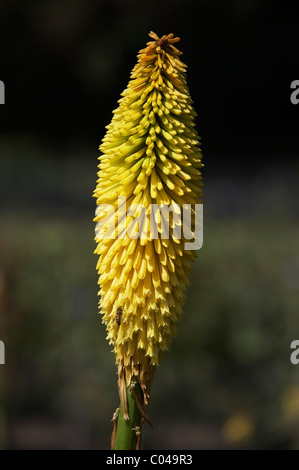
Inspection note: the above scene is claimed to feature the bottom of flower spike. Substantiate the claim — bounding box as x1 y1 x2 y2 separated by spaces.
117 356 156 420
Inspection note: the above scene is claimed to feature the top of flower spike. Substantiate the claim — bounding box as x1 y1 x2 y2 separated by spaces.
139 31 182 58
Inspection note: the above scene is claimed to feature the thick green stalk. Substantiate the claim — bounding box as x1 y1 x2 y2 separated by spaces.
113 379 143 450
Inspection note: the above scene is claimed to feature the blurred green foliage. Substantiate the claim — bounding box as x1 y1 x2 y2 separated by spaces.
1 150 299 449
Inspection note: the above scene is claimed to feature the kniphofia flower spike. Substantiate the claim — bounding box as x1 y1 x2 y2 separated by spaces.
94 31 203 426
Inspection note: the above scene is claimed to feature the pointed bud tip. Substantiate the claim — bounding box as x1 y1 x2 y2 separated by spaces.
148 31 181 49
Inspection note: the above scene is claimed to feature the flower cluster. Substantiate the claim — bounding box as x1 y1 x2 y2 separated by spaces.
94 32 203 412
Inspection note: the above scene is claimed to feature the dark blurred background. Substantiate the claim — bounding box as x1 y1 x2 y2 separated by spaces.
1 0 299 449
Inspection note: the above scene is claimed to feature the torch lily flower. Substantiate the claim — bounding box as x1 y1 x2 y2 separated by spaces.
94 32 203 436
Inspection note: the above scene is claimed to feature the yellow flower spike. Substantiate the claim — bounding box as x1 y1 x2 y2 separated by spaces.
94 32 203 448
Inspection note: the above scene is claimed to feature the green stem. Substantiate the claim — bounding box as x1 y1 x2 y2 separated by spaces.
114 378 143 450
